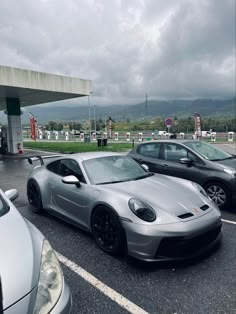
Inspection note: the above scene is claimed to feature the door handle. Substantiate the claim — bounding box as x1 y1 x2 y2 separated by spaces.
161 164 169 167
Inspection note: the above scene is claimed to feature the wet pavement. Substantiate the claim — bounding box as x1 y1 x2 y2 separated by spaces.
0 147 236 314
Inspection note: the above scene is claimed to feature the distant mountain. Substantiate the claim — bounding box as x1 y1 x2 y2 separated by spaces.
0 97 235 125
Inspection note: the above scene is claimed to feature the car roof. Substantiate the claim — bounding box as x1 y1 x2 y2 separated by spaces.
137 139 196 144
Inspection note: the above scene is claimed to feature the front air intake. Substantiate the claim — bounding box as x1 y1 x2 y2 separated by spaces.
200 205 209 211
178 213 194 219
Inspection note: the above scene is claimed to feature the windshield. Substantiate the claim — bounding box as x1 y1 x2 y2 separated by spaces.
185 141 232 161
83 156 151 185
0 194 9 217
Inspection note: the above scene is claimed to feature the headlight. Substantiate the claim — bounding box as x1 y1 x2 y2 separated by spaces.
128 198 156 222
192 182 208 198
33 240 63 314
223 168 236 177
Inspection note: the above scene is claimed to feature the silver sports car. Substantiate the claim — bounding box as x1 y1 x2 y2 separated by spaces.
27 152 222 262
0 188 72 313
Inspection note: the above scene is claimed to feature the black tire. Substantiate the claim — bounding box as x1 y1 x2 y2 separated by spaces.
204 181 231 210
27 180 43 213
91 206 126 256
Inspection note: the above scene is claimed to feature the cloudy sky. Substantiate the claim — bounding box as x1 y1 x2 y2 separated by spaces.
0 0 235 106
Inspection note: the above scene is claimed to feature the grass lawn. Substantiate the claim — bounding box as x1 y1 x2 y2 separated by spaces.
23 139 235 154
23 141 135 153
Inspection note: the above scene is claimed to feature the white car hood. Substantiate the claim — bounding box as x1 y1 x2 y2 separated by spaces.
0 207 42 310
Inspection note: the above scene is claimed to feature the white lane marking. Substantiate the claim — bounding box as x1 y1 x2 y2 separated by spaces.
56 252 149 314
222 218 236 225
56 218 236 313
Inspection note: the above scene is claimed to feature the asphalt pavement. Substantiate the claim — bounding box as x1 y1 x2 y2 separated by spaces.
0 145 236 314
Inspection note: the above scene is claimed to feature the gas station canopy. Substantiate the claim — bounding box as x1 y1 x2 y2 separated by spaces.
0 65 92 110
0 65 92 155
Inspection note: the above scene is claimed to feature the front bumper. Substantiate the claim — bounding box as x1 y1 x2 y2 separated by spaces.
122 211 222 262
51 281 72 314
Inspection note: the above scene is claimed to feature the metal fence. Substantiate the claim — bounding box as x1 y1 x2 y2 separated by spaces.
23 130 235 143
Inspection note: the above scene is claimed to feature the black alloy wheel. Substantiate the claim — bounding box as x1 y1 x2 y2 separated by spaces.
91 206 126 256
27 180 43 213
204 181 231 210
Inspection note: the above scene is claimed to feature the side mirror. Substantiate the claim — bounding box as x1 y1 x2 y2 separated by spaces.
5 189 19 202
141 164 149 171
62 175 80 186
179 158 193 165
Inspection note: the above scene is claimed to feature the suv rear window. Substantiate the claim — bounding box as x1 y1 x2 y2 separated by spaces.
137 143 161 158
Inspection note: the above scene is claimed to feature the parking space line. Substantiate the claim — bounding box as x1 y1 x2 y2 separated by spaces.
56 252 149 314
222 219 236 225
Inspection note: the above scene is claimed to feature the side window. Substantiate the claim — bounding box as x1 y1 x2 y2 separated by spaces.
164 143 188 162
47 160 60 174
188 151 202 163
137 143 161 158
58 159 86 183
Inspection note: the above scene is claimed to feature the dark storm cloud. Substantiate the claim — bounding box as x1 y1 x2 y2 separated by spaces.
0 0 235 105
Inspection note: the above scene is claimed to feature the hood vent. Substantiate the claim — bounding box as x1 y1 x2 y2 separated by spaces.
178 213 194 219
200 205 209 211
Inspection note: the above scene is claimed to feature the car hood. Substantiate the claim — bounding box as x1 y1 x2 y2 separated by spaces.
0 205 43 310
214 157 236 170
103 174 213 219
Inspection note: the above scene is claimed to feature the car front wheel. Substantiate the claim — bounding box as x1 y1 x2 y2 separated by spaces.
91 206 126 256
204 181 231 210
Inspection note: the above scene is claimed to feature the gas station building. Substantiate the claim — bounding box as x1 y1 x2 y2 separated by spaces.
0 65 92 154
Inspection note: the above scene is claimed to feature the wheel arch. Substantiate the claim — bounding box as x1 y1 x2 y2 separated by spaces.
90 202 120 230
90 202 128 256
203 179 232 210
202 177 232 192
90 202 128 241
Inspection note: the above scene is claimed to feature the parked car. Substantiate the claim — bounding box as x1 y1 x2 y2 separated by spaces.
128 140 236 210
0 188 72 314
27 152 222 262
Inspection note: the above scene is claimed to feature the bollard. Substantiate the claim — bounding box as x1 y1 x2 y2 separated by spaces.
80 133 84 142
211 132 216 142
139 133 143 142
228 132 234 142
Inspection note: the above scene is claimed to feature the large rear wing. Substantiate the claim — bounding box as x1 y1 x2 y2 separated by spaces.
28 155 63 166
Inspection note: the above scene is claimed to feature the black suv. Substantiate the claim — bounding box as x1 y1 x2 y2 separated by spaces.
128 140 236 210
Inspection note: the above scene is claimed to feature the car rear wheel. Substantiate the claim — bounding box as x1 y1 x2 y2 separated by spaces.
91 206 126 256
204 181 231 210
27 180 43 213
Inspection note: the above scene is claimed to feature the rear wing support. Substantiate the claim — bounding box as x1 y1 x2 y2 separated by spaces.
28 155 62 166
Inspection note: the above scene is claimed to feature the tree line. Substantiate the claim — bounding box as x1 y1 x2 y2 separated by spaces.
115 116 236 132
43 116 235 133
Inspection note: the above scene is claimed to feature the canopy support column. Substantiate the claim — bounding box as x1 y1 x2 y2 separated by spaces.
6 98 23 154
